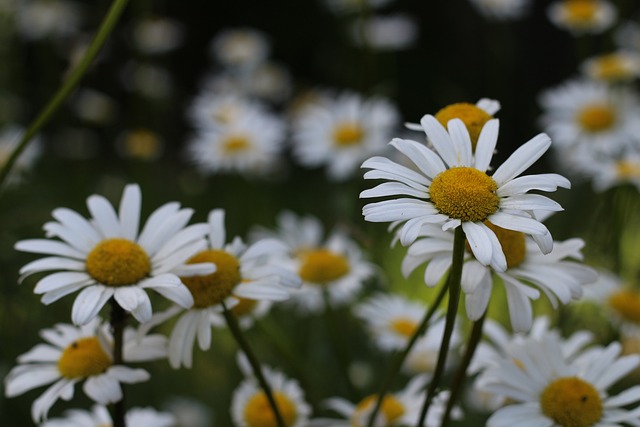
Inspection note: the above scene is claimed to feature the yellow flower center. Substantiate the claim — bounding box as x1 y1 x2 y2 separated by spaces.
591 54 633 81
435 103 492 149
57 337 112 379
577 104 616 133
564 0 598 24
540 377 602 427
333 122 365 147
232 296 259 317
353 395 405 427
85 238 151 287
429 167 499 222
298 249 350 284
181 250 241 309
616 161 640 179
121 129 161 160
390 318 418 338
608 288 640 324
482 221 526 268
244 391 298 427
223 135 251 153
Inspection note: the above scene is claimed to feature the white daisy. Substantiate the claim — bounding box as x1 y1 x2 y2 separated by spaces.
231 358 311 427
547 0 617 35
291 90 400 181
615 21 640 53
209 27 270 69
186 106 286 175
580 51 640 83
16 0 80 41
539 78 640 157
252 210 376 314
15 183 212 325
361 115 570 273
131 16 184 55
318 376 459 427
467 0 532 21
350 14 419 51
40 404 176 427
403 221 596 331
187 92 267 130
167 209 301 369
479 333 640 427
115 128 164 161
3 318 160 423
163 396 213 427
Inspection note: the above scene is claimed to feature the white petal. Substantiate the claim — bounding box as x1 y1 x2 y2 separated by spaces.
361 156 430 187
389 137 446 178
137 202 181 250
83 374 121 404
4 365 60 397
500 194 563 212
31 379 74 423
71 286 114 325
420 115 458 167
477 98 501 115
497 173 571 197
488 212 550 236
87 194 121 238
118 184 141 241
19 256 86 278
447 118 473 166
465 279 493 321
492 133 551 186
360 181 427 199
474 119 499 172
207 209 226 249
114 287 152 323
462 222 493 267
169 311 199 368
15 239 86 259
34 272 92 294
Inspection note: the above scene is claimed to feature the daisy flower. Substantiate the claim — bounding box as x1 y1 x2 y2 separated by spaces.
167 209 301 369
350 14 419 51
318 376 460 427
16 0 80 41
580 51 640 83
187 92 267 130
480 333 640 427
4 318 160 423
547 0 617 35
209 27 270 69
467 0 532 21
131 16 184 55
15 183 212 325
291 90 400 181
404 220 596 330
186 106 286 176
40 404 176 427
252 210 375 314
361 114 570 273
615 21 640 53
231 357 311 427
539 79 640 157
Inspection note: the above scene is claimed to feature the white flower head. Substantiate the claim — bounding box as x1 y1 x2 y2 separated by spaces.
40 404 176 427
167 209 301 369
4 318 160 423
467 0 532 21
131 16 184 55
291 90 400 181
210 27 270 69
253 210 376 314
16 183 214 325
547 0 617 35
350 14 419 51
17 0 80 41
361 114 570 273
480 333 640 427
580 50 640 83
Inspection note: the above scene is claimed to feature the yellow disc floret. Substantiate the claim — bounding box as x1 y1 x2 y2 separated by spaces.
435 103 492 149
353 395 405 427
577 104 616 133
244 391 298 427
223 134 251 153
86 238 151 287
390 318 418 338
616 161 640 180
483 221 526 268
299 249 350 284
591 54 634 82
563 0 598 25
57 337 112 379
429 167 499 222
540 377 602 427
334 122 365 147
181 250 241 309
608 288 640 324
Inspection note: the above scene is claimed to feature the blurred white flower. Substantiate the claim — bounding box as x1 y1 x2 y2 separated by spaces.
131 16 184 55
17 0 80 41
580 50 640 83
210 27 270 69
350 14 419 51
467 0 531 20
547 0 617 35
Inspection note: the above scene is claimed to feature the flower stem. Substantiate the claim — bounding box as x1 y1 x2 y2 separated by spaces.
110 299 128 427
222 302 286 427
440 312 486 427
416 226 465 427
0 0 130 193
365 281 448 427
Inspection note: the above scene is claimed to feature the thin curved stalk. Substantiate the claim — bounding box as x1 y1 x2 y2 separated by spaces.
110 299 128 427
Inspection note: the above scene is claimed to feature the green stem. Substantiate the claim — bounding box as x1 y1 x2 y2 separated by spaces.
222 303 286 427
416 226 465 427
0 0 130 193
365 281 449 427
441 313 487 427
110 299 128 427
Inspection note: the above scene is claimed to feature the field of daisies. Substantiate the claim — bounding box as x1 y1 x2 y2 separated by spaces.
2 0 640 426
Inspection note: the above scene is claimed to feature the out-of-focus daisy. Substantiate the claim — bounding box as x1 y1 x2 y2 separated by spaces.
167 209 300 369
580 51 640 83
539 79 640 157
361 115 569 272
350 14 419 51
163 396 213 427
187 92 266 130
40 404 176 427
0 125 41 183
403 222 596 331
571 146 640 192
615 21 640 53
252 210 375 314
115 128 164 161
292 91 400 181
187 106 286 176
427 98 501 149
467 0 531 21
244 61 293 103
210 27 269 69
121 61 173 99
4 318 161 423
231 357 311 427
131 16 184 55
323 0 396 15
547 0 617 35
480 333 640 427
318 376 460 427
15 183 213 325
16 0 80 41
71 89 116 126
